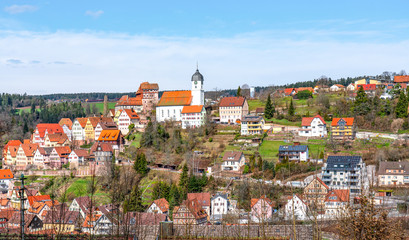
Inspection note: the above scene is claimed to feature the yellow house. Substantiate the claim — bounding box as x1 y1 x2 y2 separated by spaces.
354 78 380 85
331 117 355 140
84 117 112 143
113 110 122 124
42 209 81 233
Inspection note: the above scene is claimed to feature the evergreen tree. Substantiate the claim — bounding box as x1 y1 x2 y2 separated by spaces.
200 171 208 187
123 185 144 213
257 155 263 171
237 86 242 97
249 154 255 172
169 183 181 210
179 164 189 197
288 99 295 117
264 95 275 119
23 121 29 133
188 174 202 193
133 153 149 175
396 91 408 118
319 151 324 160
354 86 370 115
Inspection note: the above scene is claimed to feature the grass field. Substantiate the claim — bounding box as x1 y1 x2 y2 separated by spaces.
130 133 142 148
258 140 289 161
66 178 88 196
265 118 301 127
248 99 265 111
84 102 116 113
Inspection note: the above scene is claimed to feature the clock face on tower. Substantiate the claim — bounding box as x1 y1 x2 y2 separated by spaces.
194 81 197 85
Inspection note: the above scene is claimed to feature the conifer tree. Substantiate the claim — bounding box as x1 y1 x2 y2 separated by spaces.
288 99 295 117
264 95 275 119
123 185 144 213
257 155 263 171
395 91 408 119
179 164 189 197
237 86 242 97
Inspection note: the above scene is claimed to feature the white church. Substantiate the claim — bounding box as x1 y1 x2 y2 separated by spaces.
156 69 205 123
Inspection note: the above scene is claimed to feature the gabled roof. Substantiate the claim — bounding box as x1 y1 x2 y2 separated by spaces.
82 214 102 228
90 142 114 153
296 87 314 92
125 212 167 226
306 177 329 190
37 147 53 156
279 145 308 152
97 121 118 130
35 124 63 138
378 161 409 176
72 149 89 158
184 199 208 220
20 143 38 157
331 117 354 126
7 145 20 158
58 118 73 130
72 196 91 215
284 88 295 95
222 151 244 162
75 118 88 128
251 195 275 208
182 105 204 114
357 84 376 91
27 195 52 206
88 117 101 128
139 82 159 91
187 193 211 207
53 146 71 158
325 189 350 203
47 133 68 144
44 209 80 225
122 109 139 119
0 169 13 180
332 84 345 88
157 91 192 106
219 97 246 107
151 198 170 213
4 140 22 151
301 115 326 126
287 194 307 206
116 95 142 106
98 130 121 141
394 75 409 83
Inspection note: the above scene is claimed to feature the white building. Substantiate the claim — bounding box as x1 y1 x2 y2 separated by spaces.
117 109 139 135
219 97 249 124
284 194 308 221
181 105 206 129
322 156 367 194
72 118 88 143
330 84 345 92
278 145 309 162
0 169 14 195
378 161 409 186
221 151 246 172
324 189 349 219
146 198 169 214
241 115 265 135
94 121 118 141
346 83 356 91
33 147 52 168
210 193 229 222
156 69 205 122
299 115 327 137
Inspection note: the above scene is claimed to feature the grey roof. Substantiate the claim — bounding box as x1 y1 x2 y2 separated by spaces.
325 156 362 171
222 151 244 162
378 161 409 176
191 69 204 82
242 115 263 122
211 193 229 201
278 145 308 152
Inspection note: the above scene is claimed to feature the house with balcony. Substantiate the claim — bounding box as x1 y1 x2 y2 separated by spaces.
330 117 355 140
299 115 327 137
321 156 366 194
378 161 409 186
324 189 350 219
221 151 246 172
278 145 309 162
241 115 265 135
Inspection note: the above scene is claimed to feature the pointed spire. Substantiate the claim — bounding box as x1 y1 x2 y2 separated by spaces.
196 61 199 71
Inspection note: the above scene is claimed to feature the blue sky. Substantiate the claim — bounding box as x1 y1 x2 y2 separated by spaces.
1 1 409 94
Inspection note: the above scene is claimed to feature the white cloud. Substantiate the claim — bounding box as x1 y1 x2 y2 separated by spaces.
85 10 104 18
4 5 38 14
0 30 408 94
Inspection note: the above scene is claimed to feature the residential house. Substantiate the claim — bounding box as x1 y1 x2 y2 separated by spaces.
355 78 381 86
241 115 265 135
68 149 90 169
26 195 53 210
2 140 21 165
278 145 309 162
321 156 367 194
0 199 11 210
251 196 275 223
299 115 327 137
303 177 329 211
43 208 81 233
330 84 345 92
346 83 356 91
146 198 169 214
0 209 14 229
33 147 53 168
210 193 229 222
330 117 355 140
91 143 113 175
156 69 204 122
115 95 143 113
59 118 73 141
32 123 64 147
118 109 139 135
44 133 69 147
49 146 71 169
324 189 350 219
219 96 249 124
82 213 102 234
0 169 14 195
84 117 112 143
284 194 308 221
172 199 208 225
8 212 43 233
94 121 117 141
16 143 38 170
356 84 377 96
394 75 409 84
72 117 88 145
69 196 92 219
187 192 211 217
124 212 167 239
97 130 123 151
5 144 20 166
221 151 246 172
181 105 206 129
284 88 296 96
378 161 409 186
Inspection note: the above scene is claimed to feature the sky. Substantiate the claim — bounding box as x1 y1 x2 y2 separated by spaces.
1 1 409 94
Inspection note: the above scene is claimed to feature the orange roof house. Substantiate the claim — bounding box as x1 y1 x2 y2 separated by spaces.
116 95 142 107
301 115 326 126
325 189 350 203
27 195 52 207
76 118 88 128
34 124 63 138
331 118 354 126
97 130 122 142
54 146 71 158
219 97 246 107
394 75 409 83
3 140 22 163
58 118 73 130
181 105 204 114
284 88 295 96
295 87 314 93
0 169 13 180
123 109 140 120
148 198 170 214
157 91 192 106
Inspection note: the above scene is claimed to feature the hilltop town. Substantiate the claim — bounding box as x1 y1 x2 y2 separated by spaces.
1 70 409 239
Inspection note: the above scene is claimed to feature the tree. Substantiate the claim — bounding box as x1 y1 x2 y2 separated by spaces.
133 153 148 175
264 95 275 119
288 99 295 117
249 154 256 172
319 151 324 160
123 185 144 213
295 90 312 100
179 164 189 197
257 155 263 171
395 91 408 119
237 86 242 97
354 86 370 115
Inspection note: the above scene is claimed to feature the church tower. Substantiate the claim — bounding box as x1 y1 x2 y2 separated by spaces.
191 68 204 106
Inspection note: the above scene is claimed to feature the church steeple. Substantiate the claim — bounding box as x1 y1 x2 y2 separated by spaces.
191 67 204 106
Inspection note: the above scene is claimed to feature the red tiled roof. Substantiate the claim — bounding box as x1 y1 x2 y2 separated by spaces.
123 109 139 119
296 87 314 93
251 196 275 208
7 145 20 158
4 140 22 151
27 195 52 206
90 142 113 153
152 198 170 213
20 143 38 157
139 82 159 90
47 133 68 144
331 117 354 126
185 199 207 220
284 88 294 95
0 169 13 180
58 118 73 130
116 95 142 106
76 118 88 128
334 84 345 88
181 105 204 114
98 130 121 141
158 91 192 106
73 149 89 158
35 124 63 138
187 193 211 207
219 97 246 107
125 212 167 226
357 84 376 91
325 189 350 203
313 177 329 190
301 115 326 126
222 151 244 162
394 75 409 83
54 146 71 158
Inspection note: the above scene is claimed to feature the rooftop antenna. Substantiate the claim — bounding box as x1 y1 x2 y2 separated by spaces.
196 61 199 70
